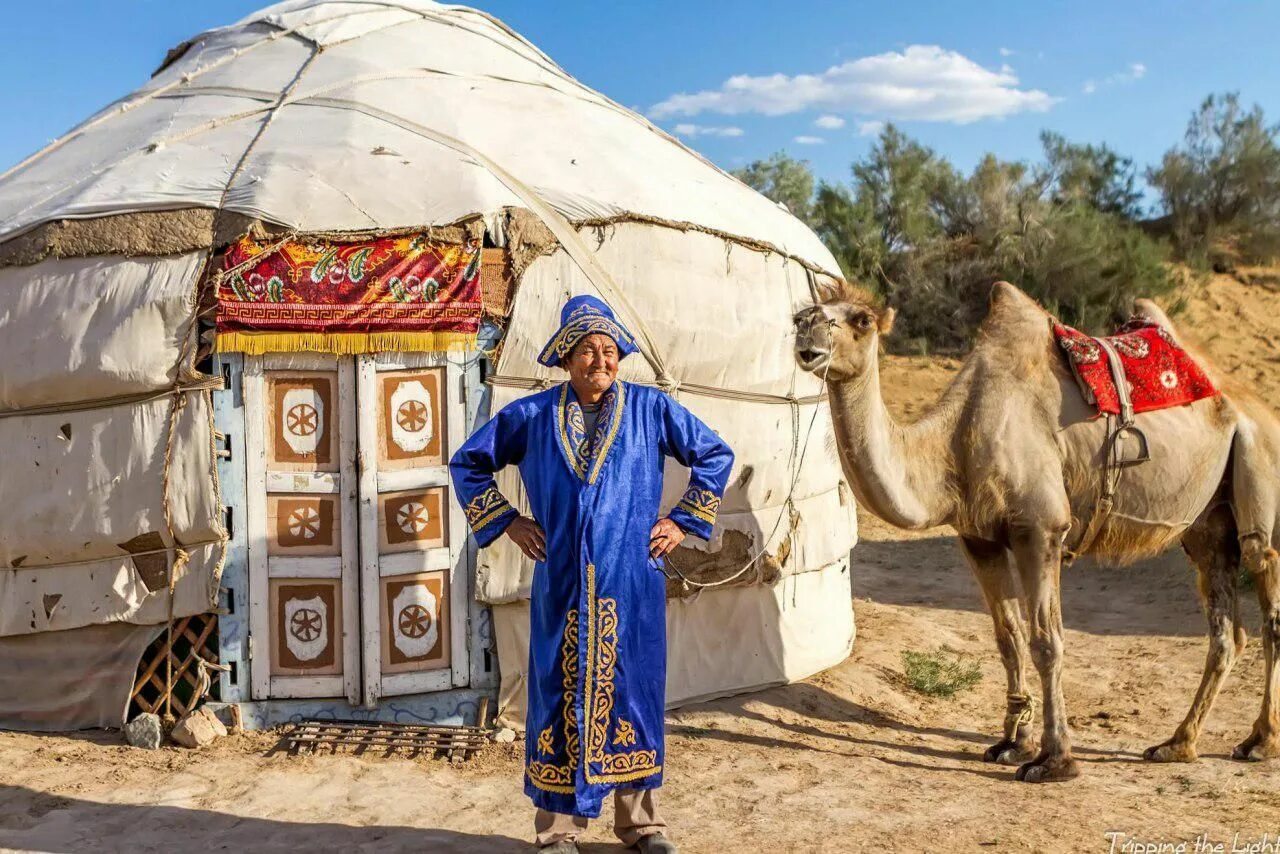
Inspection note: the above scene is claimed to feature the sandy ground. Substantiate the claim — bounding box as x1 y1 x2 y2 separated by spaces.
5 273 1280 853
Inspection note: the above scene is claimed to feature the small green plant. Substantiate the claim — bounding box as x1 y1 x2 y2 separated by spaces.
901 646 983 698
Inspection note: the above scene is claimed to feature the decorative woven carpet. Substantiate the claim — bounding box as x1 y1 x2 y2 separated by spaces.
216 233 483 355
1052 319 1218 416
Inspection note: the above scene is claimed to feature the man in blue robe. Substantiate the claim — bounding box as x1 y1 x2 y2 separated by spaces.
450 296 734 853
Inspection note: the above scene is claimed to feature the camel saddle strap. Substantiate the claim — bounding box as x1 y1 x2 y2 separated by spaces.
1063 338 1151 564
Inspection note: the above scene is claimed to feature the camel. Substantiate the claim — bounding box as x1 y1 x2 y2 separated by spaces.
792 279 1280 782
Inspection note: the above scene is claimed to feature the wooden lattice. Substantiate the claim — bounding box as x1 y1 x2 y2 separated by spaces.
130 612 220 720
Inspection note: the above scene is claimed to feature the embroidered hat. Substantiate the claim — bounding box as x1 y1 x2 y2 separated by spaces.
536 295 639 368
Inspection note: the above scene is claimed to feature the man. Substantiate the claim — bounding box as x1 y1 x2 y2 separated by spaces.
450 296 734 853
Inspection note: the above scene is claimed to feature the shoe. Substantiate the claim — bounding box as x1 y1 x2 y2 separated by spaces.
636 833 677 853
537 842 579 854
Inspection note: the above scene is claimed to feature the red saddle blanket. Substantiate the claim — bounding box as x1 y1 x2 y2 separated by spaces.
1051 319 1219 416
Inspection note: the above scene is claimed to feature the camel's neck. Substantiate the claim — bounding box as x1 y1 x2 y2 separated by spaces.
826 350 960 530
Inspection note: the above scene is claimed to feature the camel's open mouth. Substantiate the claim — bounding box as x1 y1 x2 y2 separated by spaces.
795 347 829 371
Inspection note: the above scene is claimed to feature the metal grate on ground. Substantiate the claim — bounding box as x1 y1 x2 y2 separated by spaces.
279 718 490 761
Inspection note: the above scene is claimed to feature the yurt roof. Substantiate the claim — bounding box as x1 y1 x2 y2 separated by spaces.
0 0 839 275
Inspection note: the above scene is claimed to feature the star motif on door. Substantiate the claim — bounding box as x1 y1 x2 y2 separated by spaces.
396 398 429 432
285 403 319 436
396 501 429 535
289 607 323 642
397 603 433 639
287 505 321 539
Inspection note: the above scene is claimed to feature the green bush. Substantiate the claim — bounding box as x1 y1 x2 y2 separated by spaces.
735 125 1179 353
901 646 983 698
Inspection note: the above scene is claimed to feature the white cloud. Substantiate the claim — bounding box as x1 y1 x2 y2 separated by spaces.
649 45 1057 124
998 47 1015 57
672 123 745 138
814 114 846 129
857 120 886 137
1082 62 1146 95
793 135 825 145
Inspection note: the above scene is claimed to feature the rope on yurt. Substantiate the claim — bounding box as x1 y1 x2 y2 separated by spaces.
484 374 828 407
0 537 226 573
0 376 224 420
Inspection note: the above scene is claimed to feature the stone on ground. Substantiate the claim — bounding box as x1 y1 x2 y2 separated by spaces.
170 706 228 749
490 727 517 743
123 713 163 750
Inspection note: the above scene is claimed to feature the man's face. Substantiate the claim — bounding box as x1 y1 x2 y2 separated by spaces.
565 333 619 394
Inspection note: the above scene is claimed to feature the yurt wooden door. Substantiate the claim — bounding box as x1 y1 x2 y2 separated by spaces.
355 353 468 706
242 352 470 705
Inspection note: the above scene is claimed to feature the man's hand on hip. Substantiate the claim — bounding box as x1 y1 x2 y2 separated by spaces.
506 516 547 561
649 517 685 559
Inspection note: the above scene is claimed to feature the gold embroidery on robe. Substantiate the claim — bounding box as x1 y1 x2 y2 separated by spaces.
525 609 580 792
676 486 721 524
583 564 660 784
613 718 637 746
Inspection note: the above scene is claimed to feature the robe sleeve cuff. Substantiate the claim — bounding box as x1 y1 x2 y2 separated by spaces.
671 486 721 540
464 486 520 548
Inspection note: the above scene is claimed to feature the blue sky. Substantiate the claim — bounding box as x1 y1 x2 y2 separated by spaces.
3 1 1278 209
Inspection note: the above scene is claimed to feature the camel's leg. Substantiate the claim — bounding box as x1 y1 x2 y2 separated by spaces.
1010 524 1080 782
1234 534 1280 760
960 536 1037 765
1145 503 1243 762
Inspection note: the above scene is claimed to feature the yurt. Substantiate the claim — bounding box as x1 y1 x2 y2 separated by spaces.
0 0 858 731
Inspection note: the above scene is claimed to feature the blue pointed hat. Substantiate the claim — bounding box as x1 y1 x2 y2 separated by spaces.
537 295 638 368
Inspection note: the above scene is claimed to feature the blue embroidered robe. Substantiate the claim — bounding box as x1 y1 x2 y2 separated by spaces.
450 380 734 817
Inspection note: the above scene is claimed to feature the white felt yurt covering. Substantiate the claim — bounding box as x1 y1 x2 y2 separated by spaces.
0 0 857 730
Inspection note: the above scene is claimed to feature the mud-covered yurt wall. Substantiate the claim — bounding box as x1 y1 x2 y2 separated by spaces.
0 0 857 731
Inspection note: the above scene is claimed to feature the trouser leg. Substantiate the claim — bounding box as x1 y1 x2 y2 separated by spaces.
613 787 667 847
534 809 588 846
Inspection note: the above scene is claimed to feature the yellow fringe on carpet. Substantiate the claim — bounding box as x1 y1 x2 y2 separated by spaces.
216 330 478 355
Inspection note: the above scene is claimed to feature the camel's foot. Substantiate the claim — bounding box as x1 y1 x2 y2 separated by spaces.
982 737 1038 766
1015 751 1080 783
1143 738 1198 763
1232 732 1280 762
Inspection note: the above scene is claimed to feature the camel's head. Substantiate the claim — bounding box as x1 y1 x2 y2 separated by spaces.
792 281 895 382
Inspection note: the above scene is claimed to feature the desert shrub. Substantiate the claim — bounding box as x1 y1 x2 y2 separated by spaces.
901 646 983 698
1148 93 1280 268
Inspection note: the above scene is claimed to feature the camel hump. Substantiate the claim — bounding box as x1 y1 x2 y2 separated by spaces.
979 281 1049 340
1132 298 1179 337
990 280 1036 308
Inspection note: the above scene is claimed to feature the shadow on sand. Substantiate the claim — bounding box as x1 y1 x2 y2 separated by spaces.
672 679 1147 784
0 784 533 854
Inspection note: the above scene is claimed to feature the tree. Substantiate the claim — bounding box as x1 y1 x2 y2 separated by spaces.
813 125 1174 351
731 152 816 225
1038 131 1142 219
1148 93 1280 264
849 125 955 252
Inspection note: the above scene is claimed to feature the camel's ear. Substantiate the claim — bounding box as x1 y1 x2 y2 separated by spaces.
814 277 843 304
876 307 896 336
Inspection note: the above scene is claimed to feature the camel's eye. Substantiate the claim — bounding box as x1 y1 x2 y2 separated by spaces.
852 312 874 331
